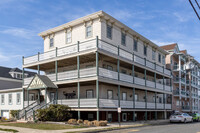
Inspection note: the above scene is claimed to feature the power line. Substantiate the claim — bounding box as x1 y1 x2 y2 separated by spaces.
189 0 200 20
195 0 200 9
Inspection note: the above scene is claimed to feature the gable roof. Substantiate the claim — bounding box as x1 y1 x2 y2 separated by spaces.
180 50 187 55
160 43 177 51
28 74 58 90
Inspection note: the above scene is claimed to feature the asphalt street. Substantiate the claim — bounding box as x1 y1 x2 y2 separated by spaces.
104 122 200 133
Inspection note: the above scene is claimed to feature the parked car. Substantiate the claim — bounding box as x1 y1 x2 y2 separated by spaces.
189 113 200 122
170 113 193 123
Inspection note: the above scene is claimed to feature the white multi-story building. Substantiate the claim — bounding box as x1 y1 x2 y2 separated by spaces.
20 11 172 122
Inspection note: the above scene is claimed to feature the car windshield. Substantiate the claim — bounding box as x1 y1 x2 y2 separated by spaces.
173 113 182 116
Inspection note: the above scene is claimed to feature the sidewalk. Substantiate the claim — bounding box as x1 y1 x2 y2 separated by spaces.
0 120 169 133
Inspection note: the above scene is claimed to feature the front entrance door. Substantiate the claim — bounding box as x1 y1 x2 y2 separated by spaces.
50 92 55 102
108 113 112 122
122 113 127 122
29 94 35 101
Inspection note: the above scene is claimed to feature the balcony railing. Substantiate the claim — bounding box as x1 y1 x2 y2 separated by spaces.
23 39 171 77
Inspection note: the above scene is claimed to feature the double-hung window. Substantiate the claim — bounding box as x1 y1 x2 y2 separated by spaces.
8 94 12 105
144 45 147 56
133 39 138 51
86 90 93 98
107 90 113 99
66 31 72 43
122 92 127 101
162 55 165 65
158 53 161 63
121 32 126 46
152 50 156 60
50 38 54 48
1 95 4 105
106 25 112 39
17 93 21 105
86 25 92 37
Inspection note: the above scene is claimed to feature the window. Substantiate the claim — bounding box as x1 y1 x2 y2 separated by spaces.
122 92 127 101
144 45 147 56
162 55 165 65
86 25 92 37
106 25 112 39
107 65 113 71
17 74 21 79
1 95 4 105
152 50 156 60
158 53 161 63
66 31 72 43
86 90 93 98
8 94 12 105
121 32 126 46
107 90 113 99
133 39 138 51
50 38 54 48
135 94 138 101
17 93 21 105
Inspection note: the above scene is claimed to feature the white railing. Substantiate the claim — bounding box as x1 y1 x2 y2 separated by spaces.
120 73 133 83
147 102 155 109
98 41 118 55
134 77 145 86
24 77 34 85
135 101 145 108
157 103 164 109
134 56 145 65
164 69 171 76
165 104 172 109
120 100 133 108
80 67 97 78
57 70 78 81
99 99 118 108
24 55 38 65
146 80 155 88
79 40 96 52
47 73 56 81
119 49 133 61
80 99 97 107
156 65 163 73
39 50 56 61
57 45 77 57
165 85 171 91
146 60 155 69
57 99 78 107
156 83 163 90
99 68 118 80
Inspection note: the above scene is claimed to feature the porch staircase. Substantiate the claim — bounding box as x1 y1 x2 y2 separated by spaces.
18 100 56 121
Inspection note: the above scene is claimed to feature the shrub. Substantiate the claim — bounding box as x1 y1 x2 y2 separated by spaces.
98 120 107 126
36 104 72 121
83 120 89 125
77 119 83 124
10 110 19 119
68 119 77 124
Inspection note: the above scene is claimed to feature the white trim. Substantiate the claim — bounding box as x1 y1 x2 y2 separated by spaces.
0 88 22 93
0 77 22 82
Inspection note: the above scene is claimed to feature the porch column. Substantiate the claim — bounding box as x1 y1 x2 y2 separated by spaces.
154 72 156 88
132 64 135 84
144 69 147 87
163 76 165 90
22 88 25 109
133 111 135 122
133 88 135 108
55 60 58 81
38 89 40 103
155 92 157 120
145 90 147 121
118 85 121 123
37 65 40 75
27 89 29 106
96 50 99 121
45 87 47 106
56 87 58 104
77 52 80 119
78 82 80 119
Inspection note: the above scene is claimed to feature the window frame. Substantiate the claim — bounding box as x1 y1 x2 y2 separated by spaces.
106 24 112 39
152 50 156 60
16 93 21 105
86 25 92 38
122 92 127 101
49 38 54 48
107 90 113 99
162 55 165 65
66 31 72 44
144 45 147 56
133 39 138 51
86 90 94 98
1 94 5 105
158 53 161 63
121 32 126 46
8 94 12 105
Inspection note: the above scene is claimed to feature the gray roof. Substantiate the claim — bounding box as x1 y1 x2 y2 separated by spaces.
37 75 58 89
0 66 36 80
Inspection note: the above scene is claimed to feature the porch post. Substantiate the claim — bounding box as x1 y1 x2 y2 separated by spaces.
133 88 135 108
38 89 40 103
45 87 47 106
163 76 165 90
78 82 80 119
27 89 29 106
77 48 80 119
154 72 156 88
55 60 58 81
133 111 135 122
56 87 58 104
132 64 135 84
144 69 146 87
96 50 99 121
145 90 147 121
118 85 121 124
155 92 157 120
22 88 24 109
37 65 40 75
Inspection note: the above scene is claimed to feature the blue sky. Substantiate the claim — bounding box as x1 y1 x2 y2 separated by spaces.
0 0 199 68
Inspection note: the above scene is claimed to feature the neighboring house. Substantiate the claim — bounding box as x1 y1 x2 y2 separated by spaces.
160 44 200 113
21 11 172 122
0 66 35 119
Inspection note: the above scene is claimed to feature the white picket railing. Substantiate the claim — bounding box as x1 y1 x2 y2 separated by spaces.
120 100 133 108
134 56 145 65
134 77 145 86
79 40 96 52
146 80 155 88
24 55 38 64
119 73 133 83
80 67 97 78
80 99 97 107
99 68 118 80
147 102 155 109
99 99 118 108
39 50 56 61
57 45 77 57
98 41 118 55
57 99 78 107
156 83 164 90
119 49 133 61
146 60 155 69
135 101 145 108
57 70 78 81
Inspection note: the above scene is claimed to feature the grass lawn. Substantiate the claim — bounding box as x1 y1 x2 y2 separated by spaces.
0 123 87 130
